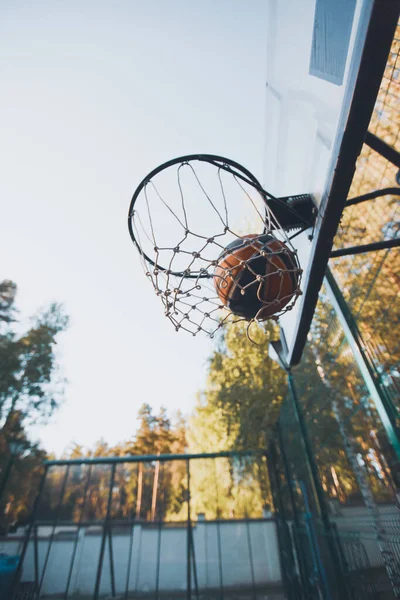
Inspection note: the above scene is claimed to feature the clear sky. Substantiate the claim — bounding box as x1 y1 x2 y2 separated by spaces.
1 0 269 455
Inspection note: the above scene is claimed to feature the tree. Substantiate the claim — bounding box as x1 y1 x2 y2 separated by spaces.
126 404 187 521
0 280 17 325
186 321 283 519
0 280 68 530
0 411 46 532
41 405 189 524
0 280 69 429
191 320 286 451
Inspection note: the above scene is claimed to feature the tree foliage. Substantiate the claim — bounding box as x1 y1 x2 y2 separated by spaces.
189 320 286 453
0 411 46 532
0 279 68 531
39 404 188 523
185 321 284 519
286 291 399 506
0 280 69 429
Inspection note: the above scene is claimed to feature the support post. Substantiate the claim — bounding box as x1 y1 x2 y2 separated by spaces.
38 466 70 595
124 463 140 600
33 525 39 590
64 465 93 600
94 464 116 600
108 527 116 598
213 460 224 600
11 465 49 596
186 459 191 600
155 462 163 600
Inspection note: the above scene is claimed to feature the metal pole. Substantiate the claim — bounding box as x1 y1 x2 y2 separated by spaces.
190 523 200 599
64 464 93 600
365 131 400 169
346 187 400 206
298 480 332 600
133 525 143 594
108 527 116 598
186 459 191 600
245 519 256 600
124 463 140 600
155 462 163 600
45 449 262 467
155 520 162 600
33 525 39 590
330 237 400 258
11 464 49 596
239 461 256 600
94 464 116 600
38 465 70 596
324 268 400 460
213 460 224 600
287 371 350 599
204 522 209 591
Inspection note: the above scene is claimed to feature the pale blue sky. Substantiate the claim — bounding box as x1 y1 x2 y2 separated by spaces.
1 0 269 455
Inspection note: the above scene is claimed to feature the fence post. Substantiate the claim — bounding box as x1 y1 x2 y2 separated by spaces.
94 463 116 600
186 459 192 600
11 464 49 598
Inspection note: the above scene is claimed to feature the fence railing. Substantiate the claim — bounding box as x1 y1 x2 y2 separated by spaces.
4 451 285 600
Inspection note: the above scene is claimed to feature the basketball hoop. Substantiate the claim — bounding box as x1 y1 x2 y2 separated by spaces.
128 154 315 337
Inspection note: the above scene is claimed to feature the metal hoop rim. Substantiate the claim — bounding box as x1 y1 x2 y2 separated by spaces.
127 154 274 278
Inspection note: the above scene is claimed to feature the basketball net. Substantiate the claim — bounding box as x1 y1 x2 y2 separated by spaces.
128 155 306 338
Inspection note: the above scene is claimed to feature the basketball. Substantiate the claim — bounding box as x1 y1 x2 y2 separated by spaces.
214 234 300 320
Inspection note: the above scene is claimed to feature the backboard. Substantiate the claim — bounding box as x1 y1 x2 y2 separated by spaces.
264 0 400 366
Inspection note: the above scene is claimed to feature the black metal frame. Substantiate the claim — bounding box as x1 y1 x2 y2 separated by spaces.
330 185 400 257
365 131 400 169
345 187 400 207
11 450 282 600
287 0 400 367
45 449 260 467
331 237 400 258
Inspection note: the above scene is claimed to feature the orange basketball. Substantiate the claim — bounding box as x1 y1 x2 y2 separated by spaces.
214 234 300 320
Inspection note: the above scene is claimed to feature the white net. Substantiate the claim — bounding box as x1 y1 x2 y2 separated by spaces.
128 156 303 337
